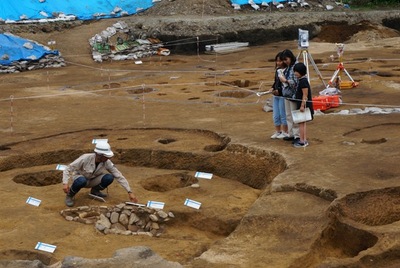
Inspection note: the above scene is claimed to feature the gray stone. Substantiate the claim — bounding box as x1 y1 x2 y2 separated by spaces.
95 214 111 231
128 213 140 225
116 203 125 209
151 222 160 230
61 246 182 267
0 259 47 268
156 210 168 219
121 209 131 216
110 211 119 224
119 213 129 226
149 214 158 222
121 230 132 236
111 222 127 231
145 221 152 231
168 212 175 218
128 224 139 232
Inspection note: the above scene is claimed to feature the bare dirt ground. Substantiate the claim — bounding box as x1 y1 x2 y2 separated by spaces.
1 2 400 268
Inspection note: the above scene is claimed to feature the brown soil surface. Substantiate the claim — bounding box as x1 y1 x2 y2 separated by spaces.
1 4 400 268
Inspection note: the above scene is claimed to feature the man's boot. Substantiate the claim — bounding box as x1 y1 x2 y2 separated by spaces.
90 188 107 198
65 192 75 207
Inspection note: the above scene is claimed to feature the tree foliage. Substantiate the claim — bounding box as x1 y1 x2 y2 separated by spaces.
345 0 400 7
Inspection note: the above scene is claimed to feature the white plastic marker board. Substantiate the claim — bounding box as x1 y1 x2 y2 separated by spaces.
147 201 165 209
55 164 67 171
194 172 213 179
92 138 108 144
184 198 201 209
35 242 56 253
26 197 41 207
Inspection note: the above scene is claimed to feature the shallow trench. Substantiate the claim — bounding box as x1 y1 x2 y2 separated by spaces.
290 217 379 268
0 128 287 264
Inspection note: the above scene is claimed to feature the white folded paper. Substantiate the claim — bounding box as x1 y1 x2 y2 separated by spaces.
92 138 108 144
184 198 201 209
147 201 165 209
35 242 56 253
194 172 213 180
26 196 41 207
55 164 67 171
292 108 312 124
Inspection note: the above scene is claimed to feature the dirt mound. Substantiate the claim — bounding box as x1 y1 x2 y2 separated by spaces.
348 21 400 43
314 21 400 43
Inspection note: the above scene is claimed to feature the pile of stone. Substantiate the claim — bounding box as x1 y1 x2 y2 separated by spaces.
0 54 65 73
89 20 170 62
60 203 174 237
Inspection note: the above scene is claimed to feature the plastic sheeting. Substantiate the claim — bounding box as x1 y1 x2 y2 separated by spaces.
0 33 59 65
0 0 154 22
230 0 285 5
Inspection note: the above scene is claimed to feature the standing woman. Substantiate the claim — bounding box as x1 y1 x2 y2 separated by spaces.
279 49 300 143
270 51 289 139
293 62 314 147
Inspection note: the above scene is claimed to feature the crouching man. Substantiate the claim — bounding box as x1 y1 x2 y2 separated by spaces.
62 141 138 207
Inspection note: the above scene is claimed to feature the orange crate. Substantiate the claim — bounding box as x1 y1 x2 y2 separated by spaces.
312 96 331 111
327 95 340 108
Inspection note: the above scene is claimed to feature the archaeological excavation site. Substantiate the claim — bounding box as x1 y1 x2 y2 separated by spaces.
1 0 400 267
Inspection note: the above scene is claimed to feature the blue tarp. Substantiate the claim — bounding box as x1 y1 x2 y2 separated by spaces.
0 33 59 65
0 0 154 22
230 0 285 5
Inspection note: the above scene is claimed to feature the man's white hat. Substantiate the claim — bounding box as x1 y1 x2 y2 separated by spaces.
94 141 114 158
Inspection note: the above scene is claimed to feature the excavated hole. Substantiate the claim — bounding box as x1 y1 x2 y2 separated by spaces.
329 187 400 226
294 218 378 266
0 145 11 151
102 82 121 89
216 90 253 98
141 172 199 192
13 170 61 186
361 138 387 144
127 87 155 94
157 138 177 144
0 249 57 265
7 143 285 190
221 79 257 88
319 220 378 258
376 72 394 77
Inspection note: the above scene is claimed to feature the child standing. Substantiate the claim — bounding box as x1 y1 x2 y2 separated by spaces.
270 52 289 139
292 62 314 148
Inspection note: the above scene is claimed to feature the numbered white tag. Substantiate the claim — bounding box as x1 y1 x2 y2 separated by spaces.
35 242 56 253
184 198 201 209
147 201 165 209
195 172 213 179
26 197 41 207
